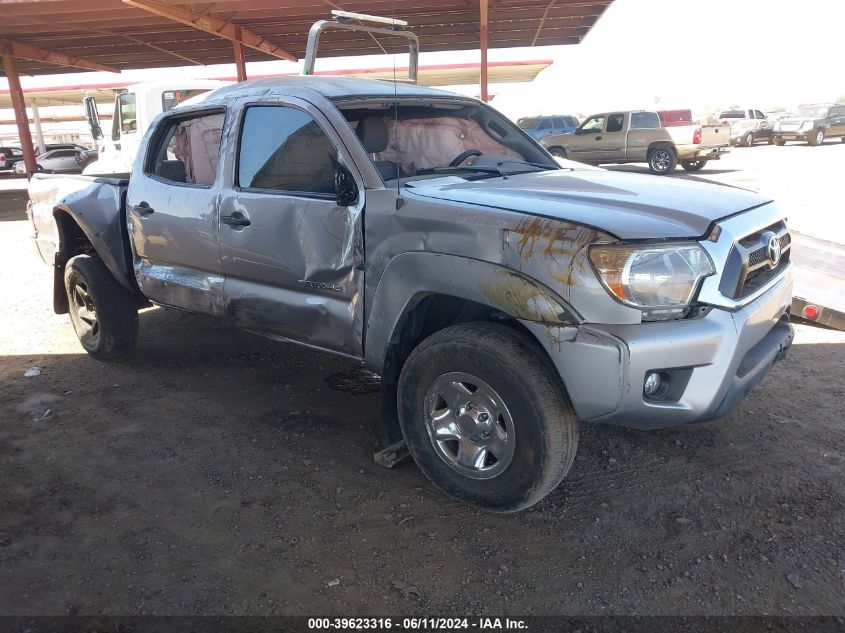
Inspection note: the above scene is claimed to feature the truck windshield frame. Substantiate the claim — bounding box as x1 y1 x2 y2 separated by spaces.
334 96 558 184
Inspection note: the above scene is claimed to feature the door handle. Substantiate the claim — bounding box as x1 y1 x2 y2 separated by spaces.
133 201 154 215
595 135 602 140
221 213 251 227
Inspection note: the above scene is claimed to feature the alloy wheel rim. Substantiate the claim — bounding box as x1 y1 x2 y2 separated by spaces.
71 280 99 341
423 372 516 480
816 130 824 144
652 150 670 171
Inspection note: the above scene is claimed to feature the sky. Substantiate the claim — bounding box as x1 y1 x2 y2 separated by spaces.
492 0 845 119
2 0 844 134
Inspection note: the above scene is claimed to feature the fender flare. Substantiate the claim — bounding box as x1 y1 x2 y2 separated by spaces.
51 184 136 297
363 251 580 371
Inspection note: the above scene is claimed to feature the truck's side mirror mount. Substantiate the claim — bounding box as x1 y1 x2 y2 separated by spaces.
83 96 103 140
335 165 359 207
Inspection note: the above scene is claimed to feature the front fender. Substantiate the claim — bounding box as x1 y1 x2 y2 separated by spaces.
363 251 580 371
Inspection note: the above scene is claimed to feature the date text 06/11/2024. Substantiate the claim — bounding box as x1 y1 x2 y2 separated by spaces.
307 617 528 630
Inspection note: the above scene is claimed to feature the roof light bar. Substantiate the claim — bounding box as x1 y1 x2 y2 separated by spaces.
330 10 408 28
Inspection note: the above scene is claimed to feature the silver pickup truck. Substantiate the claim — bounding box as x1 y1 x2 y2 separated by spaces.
27 77 794 512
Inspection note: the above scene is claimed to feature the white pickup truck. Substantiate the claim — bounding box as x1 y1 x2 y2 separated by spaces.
542 110 730 175
82 79 229 175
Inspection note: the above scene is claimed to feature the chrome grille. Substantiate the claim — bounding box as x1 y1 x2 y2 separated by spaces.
719 221 791 300
747 233 791 267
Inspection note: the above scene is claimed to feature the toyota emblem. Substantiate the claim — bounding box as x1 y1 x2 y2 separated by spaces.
767 235 782 267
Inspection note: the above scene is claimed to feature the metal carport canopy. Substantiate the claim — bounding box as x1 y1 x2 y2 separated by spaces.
0 0 611 174
0 0 609 73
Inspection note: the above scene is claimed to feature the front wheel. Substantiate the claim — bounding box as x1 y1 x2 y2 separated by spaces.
548 146 567 159
648 147 677 175
681 159 708 172
773 138 785 146
398 322 579 512
807 129 824 146
65 254 139 359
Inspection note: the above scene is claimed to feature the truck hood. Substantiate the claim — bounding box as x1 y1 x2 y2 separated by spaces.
406 168 771 240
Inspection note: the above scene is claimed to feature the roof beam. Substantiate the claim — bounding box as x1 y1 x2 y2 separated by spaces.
0 38 119 73
122 0 296 62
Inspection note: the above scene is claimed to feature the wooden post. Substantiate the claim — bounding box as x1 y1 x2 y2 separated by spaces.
233 27 247 82
480 0 489 102
2 54 37 177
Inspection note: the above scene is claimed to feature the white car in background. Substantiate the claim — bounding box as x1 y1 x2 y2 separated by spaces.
14 147 95 174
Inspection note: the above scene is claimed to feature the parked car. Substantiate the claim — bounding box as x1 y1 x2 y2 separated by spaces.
14 148 96 174
45 143 89 152
517 115 580 140
27 77 793 512
718 109 773 147
542 110 731 174
0 146 25 172
772 104 845 146
656 109 693 127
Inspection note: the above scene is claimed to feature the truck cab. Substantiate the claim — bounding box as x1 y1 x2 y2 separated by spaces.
83 79 230 175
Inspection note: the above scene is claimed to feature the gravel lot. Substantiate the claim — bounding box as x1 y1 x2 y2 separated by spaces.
1 142 844 617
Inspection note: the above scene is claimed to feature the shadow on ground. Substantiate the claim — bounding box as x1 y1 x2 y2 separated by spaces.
1 304 843 616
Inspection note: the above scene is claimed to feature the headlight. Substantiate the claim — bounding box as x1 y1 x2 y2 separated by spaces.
588 243 715 320
801 121 814 131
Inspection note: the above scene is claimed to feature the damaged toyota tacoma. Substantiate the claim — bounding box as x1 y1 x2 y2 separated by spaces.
28 77 794 512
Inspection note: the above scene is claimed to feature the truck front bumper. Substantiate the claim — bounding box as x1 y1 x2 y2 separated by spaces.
524 271 793 429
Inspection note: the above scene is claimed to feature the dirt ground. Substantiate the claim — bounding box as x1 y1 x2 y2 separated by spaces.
1 146 844 617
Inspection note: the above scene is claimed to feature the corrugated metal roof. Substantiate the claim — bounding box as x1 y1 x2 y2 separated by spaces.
0 0 610 76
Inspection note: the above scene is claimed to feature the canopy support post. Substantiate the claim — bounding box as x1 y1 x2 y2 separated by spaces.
480 0 489 102
2 54 37 177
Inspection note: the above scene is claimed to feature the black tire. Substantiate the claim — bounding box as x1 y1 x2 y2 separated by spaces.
773 138 785 146
548 146 567 159
681 159 708 172
397 322 579 512
743 133 754 147
647 146 677 175
807 129 824 146
64 254 139 359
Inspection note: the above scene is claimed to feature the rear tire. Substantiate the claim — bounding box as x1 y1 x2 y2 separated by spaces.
743 132 754 147
64 254 139 359
681 159 708 172
397 322 579 513
648 146 677 175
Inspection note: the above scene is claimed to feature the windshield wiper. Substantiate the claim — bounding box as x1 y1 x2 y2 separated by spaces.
413 165 504 177
493 159 561 178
